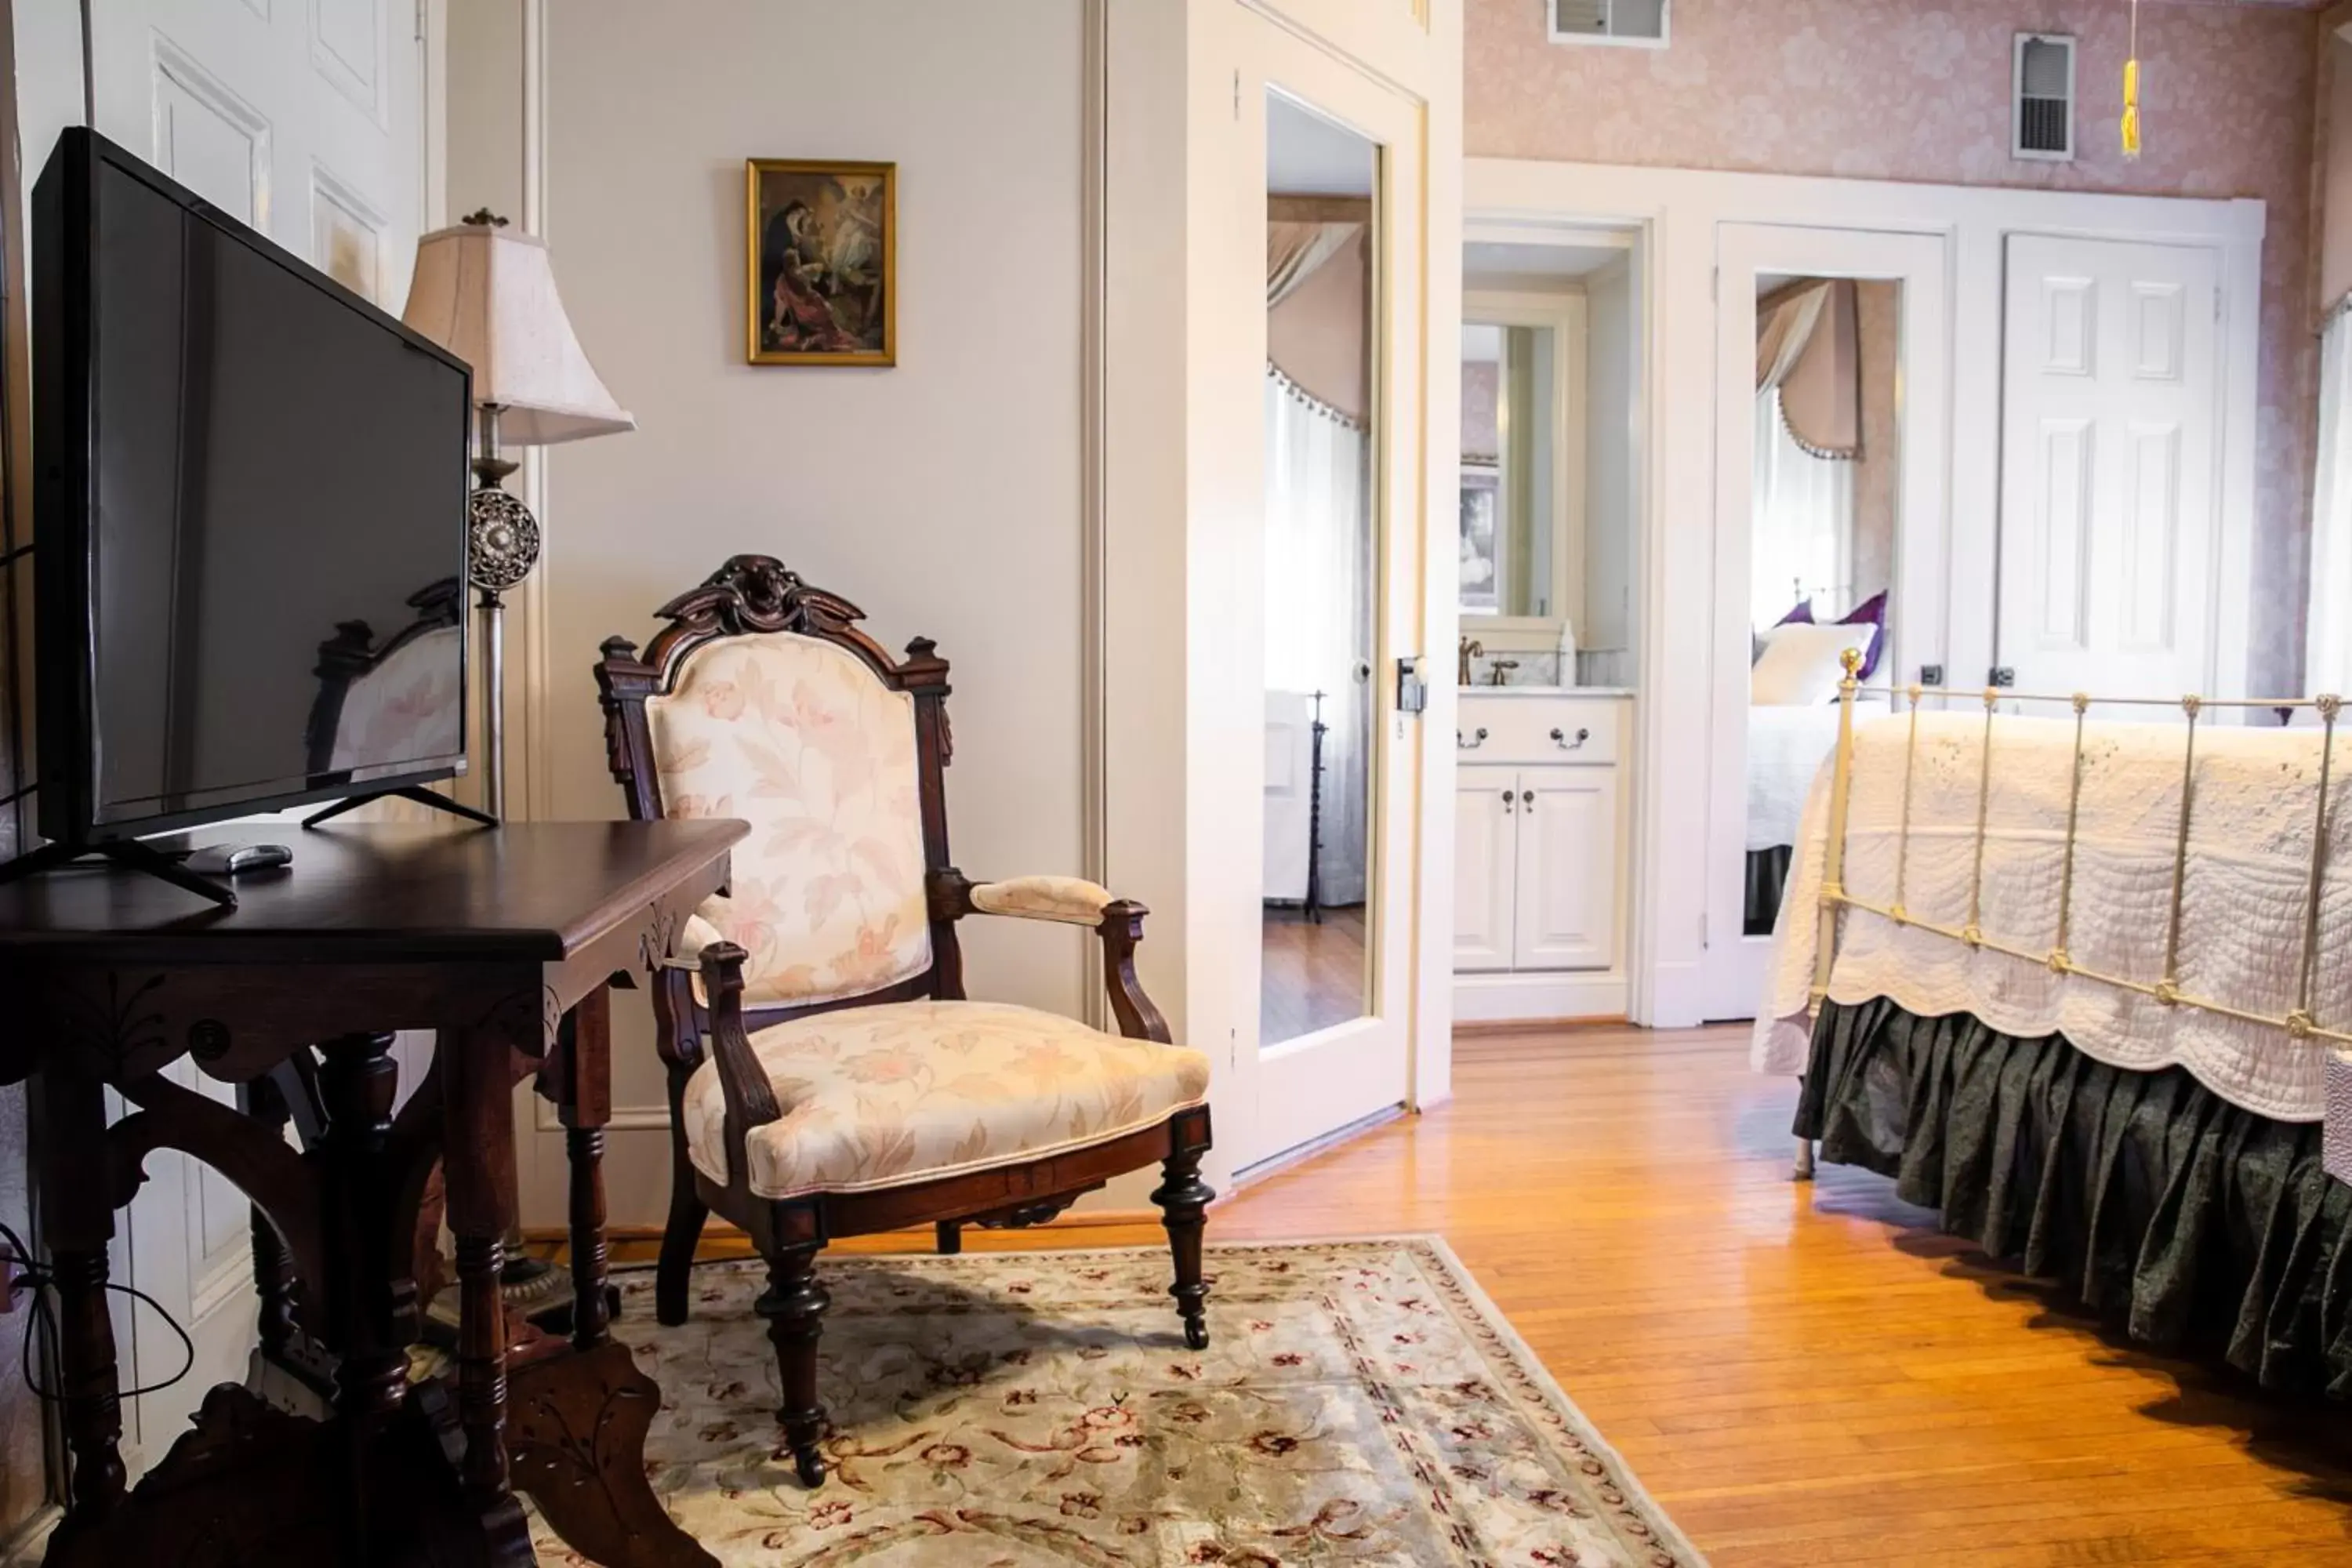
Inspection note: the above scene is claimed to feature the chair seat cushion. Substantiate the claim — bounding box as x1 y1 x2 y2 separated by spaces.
681 1000 1212 1201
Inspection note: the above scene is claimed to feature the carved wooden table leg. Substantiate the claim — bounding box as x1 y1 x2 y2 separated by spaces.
442 1018 535 1566
511 987 719 1567
36 1060 126 1534
318 1031 412 1564
238 1073 302 1363
568 987 613 1353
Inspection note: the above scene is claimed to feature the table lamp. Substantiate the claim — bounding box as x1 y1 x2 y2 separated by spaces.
402 209 635 820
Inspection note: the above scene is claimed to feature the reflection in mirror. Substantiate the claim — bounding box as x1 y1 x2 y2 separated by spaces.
1457 238 1641 690
1745 274 1901 935
1261 93 1377 1046
1460 323 1559 619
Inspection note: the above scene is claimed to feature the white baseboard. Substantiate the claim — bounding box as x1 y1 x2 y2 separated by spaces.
1452 970 1628 1025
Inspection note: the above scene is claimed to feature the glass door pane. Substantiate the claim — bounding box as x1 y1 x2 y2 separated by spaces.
1261 90 1377 1047
1744 274 1902 936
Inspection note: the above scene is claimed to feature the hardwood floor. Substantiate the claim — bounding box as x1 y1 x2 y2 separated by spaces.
622 1024 2352 1565
1259 902 1367 1044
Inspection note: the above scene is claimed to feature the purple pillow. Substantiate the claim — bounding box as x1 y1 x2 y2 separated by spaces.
1775 599 1814 626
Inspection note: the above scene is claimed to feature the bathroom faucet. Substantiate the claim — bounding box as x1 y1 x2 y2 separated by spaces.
1458 636 1483 687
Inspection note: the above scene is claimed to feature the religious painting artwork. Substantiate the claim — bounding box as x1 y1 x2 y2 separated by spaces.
745 159 895 366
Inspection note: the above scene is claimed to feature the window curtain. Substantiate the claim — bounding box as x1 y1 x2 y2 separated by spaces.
1265 367 1371 908
1269 220 1359 311
1753 387 1854 630
2309 307 2352 696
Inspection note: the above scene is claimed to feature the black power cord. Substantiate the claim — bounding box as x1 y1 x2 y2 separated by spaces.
0 1221 196 1403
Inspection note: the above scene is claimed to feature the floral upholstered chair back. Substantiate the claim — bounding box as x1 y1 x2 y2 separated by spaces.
597 557 952 1011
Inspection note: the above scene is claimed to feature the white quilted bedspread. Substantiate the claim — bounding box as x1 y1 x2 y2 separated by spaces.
1751 709 2352 1122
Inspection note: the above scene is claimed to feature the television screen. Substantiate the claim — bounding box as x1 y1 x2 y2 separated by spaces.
34 129 472 841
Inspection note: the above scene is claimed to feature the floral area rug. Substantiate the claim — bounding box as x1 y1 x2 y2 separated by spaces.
528 1238 1703 1566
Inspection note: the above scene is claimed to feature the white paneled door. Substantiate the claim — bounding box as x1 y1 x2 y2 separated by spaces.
1998 234 2221 700
82 0 427 1476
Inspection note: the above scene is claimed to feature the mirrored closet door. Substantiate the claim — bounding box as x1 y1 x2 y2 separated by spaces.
1239 11 1426 1171
1702 226 1949 1022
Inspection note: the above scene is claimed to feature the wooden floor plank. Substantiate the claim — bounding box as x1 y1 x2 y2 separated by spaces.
604 1023 2352 1564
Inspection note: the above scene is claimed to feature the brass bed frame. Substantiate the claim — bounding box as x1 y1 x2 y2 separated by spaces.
1792 648 2345 1178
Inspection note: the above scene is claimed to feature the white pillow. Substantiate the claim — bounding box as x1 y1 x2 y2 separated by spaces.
1751 620 1877 706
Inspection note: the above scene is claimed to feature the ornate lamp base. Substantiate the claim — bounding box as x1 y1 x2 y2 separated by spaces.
466 411 564 1318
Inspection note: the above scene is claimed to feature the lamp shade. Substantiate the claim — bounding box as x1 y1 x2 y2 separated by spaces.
402 222 635 446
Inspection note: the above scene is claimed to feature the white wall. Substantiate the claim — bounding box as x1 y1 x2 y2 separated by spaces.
508 0 1092 1224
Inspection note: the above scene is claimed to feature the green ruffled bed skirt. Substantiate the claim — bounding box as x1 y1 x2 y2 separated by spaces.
1794 996 2352 1397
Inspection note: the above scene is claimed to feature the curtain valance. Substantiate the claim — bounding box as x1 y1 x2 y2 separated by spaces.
1757 278 1862 461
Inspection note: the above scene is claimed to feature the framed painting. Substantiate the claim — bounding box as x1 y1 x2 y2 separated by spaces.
745 158 896 366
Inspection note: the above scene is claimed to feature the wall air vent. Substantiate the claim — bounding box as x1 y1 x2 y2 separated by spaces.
1549 0 1669 48
2013 33 2076 162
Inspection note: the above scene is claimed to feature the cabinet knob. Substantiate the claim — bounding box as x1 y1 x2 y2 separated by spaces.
1549 726 1591 751
1522 789 1534 806
1501 786 1514 812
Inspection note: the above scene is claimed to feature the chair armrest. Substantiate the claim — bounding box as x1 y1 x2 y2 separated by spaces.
967 875 1118 926
1096 898 1172 1044
686 939 782 1194
929 868 1172 1043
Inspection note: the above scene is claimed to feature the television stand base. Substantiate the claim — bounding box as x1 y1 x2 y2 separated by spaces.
303 786 499 831
0 837 237 907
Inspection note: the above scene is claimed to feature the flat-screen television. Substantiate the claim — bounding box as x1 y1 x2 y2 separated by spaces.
31 128 473 844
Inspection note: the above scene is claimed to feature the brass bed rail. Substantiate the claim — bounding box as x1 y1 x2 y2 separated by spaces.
1807 649 2349 1050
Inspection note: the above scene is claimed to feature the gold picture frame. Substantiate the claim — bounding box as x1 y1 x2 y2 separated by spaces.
744 158 896 366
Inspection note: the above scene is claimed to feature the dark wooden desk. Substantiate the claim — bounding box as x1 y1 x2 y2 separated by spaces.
0 819 746 1567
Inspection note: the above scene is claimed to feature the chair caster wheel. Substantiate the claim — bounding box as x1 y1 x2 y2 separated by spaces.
1184 1319 1210 1352
793 1449 826 1488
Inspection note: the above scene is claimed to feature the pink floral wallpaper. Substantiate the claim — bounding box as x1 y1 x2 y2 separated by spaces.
1467 0 2323 690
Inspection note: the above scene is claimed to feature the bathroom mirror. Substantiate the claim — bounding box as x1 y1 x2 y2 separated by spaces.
1459 234 1642 688
1460 312 1572 622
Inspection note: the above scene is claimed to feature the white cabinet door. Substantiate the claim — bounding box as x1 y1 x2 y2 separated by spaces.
1454 767 1519 972
1513 770 1618 972
1998 234 2220 699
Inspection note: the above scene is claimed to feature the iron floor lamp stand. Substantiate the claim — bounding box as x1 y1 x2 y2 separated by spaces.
465 400 575 1325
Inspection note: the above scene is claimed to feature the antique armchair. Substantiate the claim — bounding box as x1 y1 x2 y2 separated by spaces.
593 555 1214 1489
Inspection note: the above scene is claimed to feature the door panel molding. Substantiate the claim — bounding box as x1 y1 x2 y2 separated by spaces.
151 33 273 225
